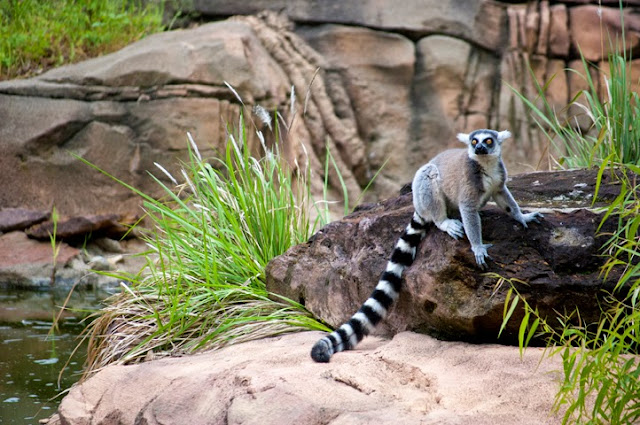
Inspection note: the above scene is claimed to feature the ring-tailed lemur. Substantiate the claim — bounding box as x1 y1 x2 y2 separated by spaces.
311 129 542 363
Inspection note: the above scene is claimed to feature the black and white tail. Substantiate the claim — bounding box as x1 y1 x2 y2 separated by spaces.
310 212 428 362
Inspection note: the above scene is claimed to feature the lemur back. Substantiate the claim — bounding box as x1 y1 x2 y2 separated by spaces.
310 129 542 363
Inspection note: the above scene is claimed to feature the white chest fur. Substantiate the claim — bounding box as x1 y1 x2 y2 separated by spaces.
474 157 504 206
482 166 502 192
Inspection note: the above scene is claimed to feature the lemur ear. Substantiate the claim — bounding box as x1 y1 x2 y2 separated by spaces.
457 133 470 144
497 130 512 143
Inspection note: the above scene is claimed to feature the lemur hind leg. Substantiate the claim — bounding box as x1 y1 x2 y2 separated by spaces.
411 164 464 240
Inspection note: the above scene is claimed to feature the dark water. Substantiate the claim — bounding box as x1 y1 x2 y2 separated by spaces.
0 288 113 424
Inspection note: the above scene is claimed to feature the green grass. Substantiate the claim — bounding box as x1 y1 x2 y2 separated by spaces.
499 163 640 425
79 110 331 375
0 0 165 80
501 4 640 422
499 175 640 423
511 4 640 168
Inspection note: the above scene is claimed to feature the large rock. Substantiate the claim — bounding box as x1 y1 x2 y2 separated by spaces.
0 13 374 216
298 25 415 193
0 21 284 217
3 3 640 219
266 169 623 343
47 331 563 425
194 0 507 51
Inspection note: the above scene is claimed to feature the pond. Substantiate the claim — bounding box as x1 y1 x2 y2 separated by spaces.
0 288 114 424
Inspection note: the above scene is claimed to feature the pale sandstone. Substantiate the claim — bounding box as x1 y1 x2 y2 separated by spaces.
48 332 563 425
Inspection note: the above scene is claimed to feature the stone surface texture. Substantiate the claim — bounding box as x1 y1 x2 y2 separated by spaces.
1 1 639 218
266 169 623 344
46 331 563 425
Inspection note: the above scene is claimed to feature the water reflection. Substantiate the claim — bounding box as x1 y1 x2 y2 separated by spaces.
0 288 114 424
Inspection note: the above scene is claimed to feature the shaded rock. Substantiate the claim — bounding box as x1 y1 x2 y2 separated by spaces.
25 214 135 242
47 332 562 425
505 167 622 205
266 169 623 344
0 208 49 233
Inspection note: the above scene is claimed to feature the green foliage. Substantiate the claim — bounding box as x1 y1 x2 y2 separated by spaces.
499 161 640 424
0 0 165 79
48 206 60 287
511 23 640 168
79 112 331 373
503 5 640 420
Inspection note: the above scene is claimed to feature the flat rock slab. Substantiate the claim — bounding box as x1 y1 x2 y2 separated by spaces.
0 208 49 232
26 213 134 242
48 331 562 425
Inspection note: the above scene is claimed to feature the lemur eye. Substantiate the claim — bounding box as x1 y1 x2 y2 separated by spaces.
471 138 478 146
485 138 493 145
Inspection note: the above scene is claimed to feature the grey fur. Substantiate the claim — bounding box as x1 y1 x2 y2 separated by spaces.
414 128 542 268
310 128 542 363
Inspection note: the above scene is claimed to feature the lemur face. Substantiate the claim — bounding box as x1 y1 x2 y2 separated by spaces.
469 130 499 156
456 129 511 158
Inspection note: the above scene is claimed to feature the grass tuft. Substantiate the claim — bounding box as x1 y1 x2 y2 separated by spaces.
511 15 640 168
501 4 640 422
79 110 330 376
498 161 640 425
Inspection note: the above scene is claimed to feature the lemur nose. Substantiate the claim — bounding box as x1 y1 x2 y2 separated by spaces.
475 145 488 155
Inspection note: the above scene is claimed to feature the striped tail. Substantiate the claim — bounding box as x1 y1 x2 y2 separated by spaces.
310 212 428 362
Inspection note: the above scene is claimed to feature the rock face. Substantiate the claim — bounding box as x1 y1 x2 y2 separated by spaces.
0 207 146 289
2 2 639 218
266 169 623 344
47 331 563 425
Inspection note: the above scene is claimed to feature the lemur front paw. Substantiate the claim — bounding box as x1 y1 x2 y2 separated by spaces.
517 211 543 228
439 219 464 240
471 243 493 269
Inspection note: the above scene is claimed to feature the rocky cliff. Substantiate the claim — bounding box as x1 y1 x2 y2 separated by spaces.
1 1 639 218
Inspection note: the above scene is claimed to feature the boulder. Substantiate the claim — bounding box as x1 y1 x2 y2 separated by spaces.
46 331 563 425
266 169 624 344
0 21 282 217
